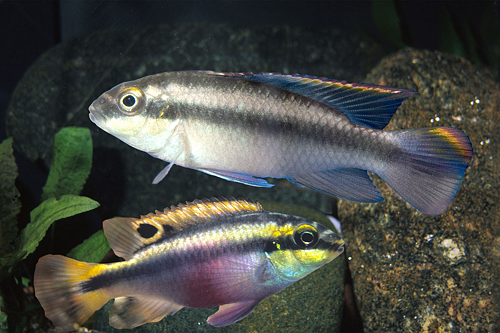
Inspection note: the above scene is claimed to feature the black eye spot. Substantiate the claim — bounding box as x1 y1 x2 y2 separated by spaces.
264 240 281 254
137 224 158 239
122 95 136 107
293 228 318 248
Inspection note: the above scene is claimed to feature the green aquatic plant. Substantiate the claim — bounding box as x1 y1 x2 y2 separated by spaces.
41 125 93 201
0 127 103 331
371 1 500 81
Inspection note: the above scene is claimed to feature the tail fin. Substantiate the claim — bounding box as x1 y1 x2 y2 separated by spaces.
34 255 110 332
382 127 472 214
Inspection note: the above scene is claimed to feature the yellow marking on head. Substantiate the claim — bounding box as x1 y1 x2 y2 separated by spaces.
267 223 294 239
294 224 317 233
158 105 171 118
293 248 330 264
122 87 143 95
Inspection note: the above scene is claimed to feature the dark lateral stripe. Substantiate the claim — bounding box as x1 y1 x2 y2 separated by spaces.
79 270 117 293
78 232 335 293
170 78 346 143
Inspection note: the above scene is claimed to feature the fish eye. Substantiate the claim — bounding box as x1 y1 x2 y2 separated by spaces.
293 225 319 248
121 94 136 107
117 87 145 115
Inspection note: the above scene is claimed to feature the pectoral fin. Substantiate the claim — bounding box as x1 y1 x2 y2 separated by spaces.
109 296 184 329
207 300 260 327
152 125 186 184
152 160 176 184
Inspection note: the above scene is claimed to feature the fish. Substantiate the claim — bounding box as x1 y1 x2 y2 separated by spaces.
34 197 344 331
88 71 473 214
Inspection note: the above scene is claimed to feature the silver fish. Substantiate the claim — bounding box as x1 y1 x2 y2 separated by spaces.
89 71 472 214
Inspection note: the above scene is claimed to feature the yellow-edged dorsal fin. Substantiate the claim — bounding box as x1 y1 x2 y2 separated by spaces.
103 197 263 260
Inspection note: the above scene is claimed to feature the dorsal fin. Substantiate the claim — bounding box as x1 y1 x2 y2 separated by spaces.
103 197 263 260
209 72 417 130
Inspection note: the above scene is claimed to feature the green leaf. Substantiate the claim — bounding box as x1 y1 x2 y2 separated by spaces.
0 138 21 260
371 0 406 49
41 127 93 201
439 8 466 59
19 195 99 260
67 229 110 263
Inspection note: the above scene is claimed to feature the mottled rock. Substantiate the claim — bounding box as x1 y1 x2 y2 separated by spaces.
93 202 346 332
340 49 500 332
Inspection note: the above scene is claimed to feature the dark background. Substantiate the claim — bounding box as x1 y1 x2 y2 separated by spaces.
1 1 498 331
1 0 498 143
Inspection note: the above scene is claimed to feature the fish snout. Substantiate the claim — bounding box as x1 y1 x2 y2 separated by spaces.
332 241 344 254
88 102 105 125
325 231 345 254
88 94 114 125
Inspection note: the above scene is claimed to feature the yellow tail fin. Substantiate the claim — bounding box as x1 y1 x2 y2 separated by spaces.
34 255 110 332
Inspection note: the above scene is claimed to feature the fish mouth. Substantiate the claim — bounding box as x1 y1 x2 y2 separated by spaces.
88 102 106 126
333 241 345 254
325 232 345 254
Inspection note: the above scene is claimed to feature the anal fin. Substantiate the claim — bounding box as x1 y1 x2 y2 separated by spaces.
288 168 383 202
207 300 260 327
109 296 183 329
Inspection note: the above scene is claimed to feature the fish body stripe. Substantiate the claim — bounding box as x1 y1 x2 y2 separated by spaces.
156 73 396 172
78 212 316 294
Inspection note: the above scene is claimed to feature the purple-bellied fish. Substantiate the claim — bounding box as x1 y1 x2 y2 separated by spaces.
88 71 473 214
34 198 344 331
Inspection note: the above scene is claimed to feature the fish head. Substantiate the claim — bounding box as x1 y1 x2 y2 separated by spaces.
266 218 344 281
89 75 182 154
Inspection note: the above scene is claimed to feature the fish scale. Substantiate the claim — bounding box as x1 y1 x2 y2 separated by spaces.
34 198 344 331
89 71 472 214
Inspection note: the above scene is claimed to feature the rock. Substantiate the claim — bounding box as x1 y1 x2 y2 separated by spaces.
93 202 346 332
6 23 386 219
340 49 500 332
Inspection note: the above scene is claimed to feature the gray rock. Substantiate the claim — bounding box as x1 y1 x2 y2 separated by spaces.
340 49 500 332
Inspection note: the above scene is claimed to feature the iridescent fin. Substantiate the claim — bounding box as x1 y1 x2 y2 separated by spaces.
213 72 417 130
199 168 274 188
103 198 264 259
288 168 383 202
381 127 472 214
207 300 260 327
109 296 183 329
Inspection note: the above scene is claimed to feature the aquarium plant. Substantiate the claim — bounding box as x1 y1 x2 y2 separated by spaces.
0 127 105 331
